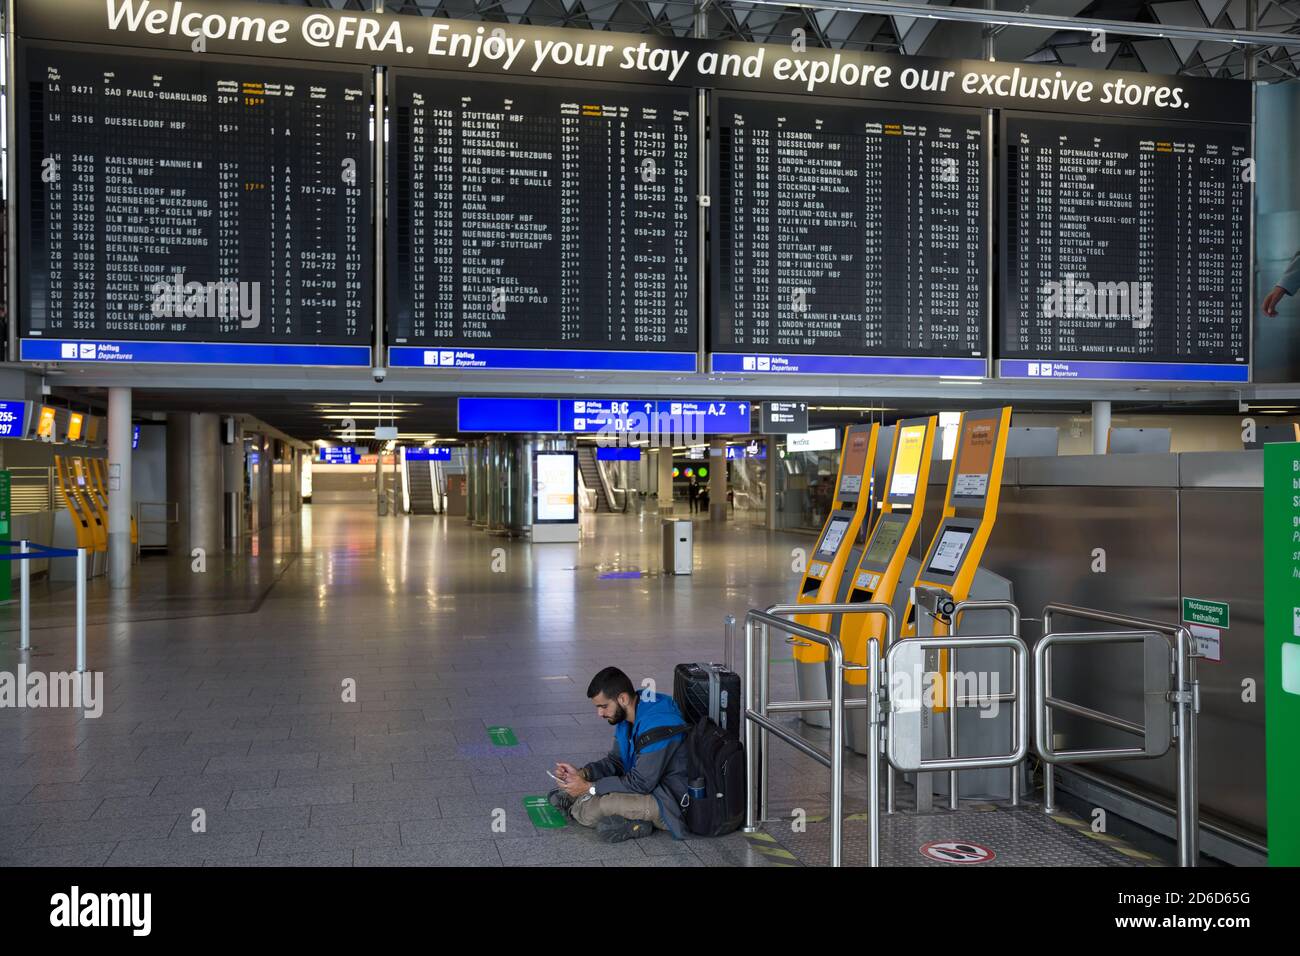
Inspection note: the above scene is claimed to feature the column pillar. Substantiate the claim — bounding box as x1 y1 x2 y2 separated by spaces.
166 412 223 560
657 446 674 516
223 417 244 552
1092 400 1112 455
107 387 132 588
709 438 728 522
765 437 778 531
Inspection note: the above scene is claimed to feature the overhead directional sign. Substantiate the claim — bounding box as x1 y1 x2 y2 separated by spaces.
761 402 808 435
0 401 29 439
319 447 362 464
559 400 750 435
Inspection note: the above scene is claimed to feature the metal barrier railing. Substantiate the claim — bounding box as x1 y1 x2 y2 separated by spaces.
949 600 1023 811
1036 603 1200 868
736 595 1028 868
742 601 895 867
134 501 178 557
5 540 89 672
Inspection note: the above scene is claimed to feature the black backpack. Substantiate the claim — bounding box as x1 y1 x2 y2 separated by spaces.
636 718 747 837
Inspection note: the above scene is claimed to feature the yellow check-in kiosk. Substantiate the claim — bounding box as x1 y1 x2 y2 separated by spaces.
901 406 1015 809
839 416 937 754
792 423 879 727
52 455 102 580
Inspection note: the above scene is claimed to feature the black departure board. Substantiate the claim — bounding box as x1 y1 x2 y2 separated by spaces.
1001 113 1249 366
712 94 987 357
390 73 697 352
19 46 371 345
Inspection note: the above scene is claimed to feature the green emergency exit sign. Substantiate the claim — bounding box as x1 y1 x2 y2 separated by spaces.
1182 597 1229 629
1264 442 1300 866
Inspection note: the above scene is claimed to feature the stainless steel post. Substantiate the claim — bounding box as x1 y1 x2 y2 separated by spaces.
759 618 771 822
948 646 959 810
743 615 759 832
867 637 881 866
1176 627 1200 867
830 638 844 867
19 540 30 651
75 548 87 673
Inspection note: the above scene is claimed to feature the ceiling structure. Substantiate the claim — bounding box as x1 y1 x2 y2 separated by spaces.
283 0 1300 81
52 385 1291 445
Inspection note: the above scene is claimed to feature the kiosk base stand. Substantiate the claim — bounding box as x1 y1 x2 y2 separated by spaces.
796 545 862 729
908 566 1017 811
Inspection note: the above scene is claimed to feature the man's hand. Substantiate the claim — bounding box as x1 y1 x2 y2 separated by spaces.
554 762 582 781
1263 285 1288 317
562 772 591 798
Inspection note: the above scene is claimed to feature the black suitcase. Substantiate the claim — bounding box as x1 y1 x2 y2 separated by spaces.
673 662 741 740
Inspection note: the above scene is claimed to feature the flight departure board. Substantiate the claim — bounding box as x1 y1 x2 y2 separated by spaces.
711 94 988 367
1000 112 1250 378
390 73 697 355
18 46 372 351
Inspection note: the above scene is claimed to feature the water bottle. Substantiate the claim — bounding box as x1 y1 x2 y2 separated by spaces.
689 777 706 801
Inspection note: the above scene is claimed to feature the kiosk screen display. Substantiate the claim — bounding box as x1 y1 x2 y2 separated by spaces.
863 518 906 567
535 452 578 523
928 528 974 576
818 517 851 558
889 424 927 498
837 429 872 497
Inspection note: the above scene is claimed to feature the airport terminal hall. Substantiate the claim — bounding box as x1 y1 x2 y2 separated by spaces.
0 0 1297 934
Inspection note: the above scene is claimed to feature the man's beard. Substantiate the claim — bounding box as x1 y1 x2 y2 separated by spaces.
605 702 627 725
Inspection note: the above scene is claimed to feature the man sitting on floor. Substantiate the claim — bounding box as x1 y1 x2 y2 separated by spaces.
549 666 689 843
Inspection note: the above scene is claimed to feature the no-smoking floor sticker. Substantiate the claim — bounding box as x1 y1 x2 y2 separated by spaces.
920 840 996 864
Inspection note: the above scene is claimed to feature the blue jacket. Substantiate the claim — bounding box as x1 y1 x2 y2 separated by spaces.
581 695 691 838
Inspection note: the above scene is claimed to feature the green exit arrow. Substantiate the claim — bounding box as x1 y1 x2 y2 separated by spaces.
486 726 518 747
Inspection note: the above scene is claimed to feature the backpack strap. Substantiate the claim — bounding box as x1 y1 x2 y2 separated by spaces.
634 723 691 754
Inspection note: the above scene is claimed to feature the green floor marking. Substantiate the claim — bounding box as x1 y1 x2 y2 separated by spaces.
523 796 567 829
487 726 518 746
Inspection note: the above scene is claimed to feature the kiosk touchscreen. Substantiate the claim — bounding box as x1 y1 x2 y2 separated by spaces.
791 423 879 726
838 416 937 754
900 407 1014 809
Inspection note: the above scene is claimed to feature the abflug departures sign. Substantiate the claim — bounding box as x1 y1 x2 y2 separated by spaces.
17 0 1249 123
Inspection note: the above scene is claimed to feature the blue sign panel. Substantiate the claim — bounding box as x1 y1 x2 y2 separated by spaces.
560 400 750 435
710 353 987 377
596 447 642 462
390 347 696 374
457 398 560 434
0 401 28 438
998 359 1249 383
726 444 767 460
319 447 362 464
21 339 371 367
406 447 452 461
132 424 140 450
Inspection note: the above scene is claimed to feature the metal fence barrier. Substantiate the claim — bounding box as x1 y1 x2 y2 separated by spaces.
742 601 895 867
4 540 89 672
1035 603 1200 867
134 501 178 557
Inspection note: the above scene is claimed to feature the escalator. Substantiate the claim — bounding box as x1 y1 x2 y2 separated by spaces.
406 459 437 514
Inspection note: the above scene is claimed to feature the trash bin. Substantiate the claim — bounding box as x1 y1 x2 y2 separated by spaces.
662 519 693 575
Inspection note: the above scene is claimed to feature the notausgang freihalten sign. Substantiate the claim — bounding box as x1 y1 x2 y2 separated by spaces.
14 0 1249 124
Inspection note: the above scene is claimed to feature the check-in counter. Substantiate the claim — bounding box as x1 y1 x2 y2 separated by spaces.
915 451 1266 862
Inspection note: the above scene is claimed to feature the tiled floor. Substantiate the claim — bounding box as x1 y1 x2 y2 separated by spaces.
0 505 1158 867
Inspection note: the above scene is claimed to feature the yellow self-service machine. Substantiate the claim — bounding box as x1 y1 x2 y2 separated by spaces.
839 416 937 754
52 455 104 580
791 423 879 727
900 406 1015 810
